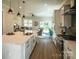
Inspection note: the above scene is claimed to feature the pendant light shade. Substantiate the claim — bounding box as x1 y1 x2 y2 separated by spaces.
22 0 26 18
8 8 13 13
8 0 13 13
17 0 21 16
17 12 21 16
23 1 25 3
22 14 25 18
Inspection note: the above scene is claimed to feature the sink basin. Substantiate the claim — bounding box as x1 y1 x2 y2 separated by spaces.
24 33 33 35
6 32 15 35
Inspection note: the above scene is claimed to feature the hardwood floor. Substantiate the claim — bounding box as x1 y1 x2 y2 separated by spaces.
29 38 61 59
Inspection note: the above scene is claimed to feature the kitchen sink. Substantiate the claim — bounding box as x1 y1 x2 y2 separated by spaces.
6 32 15 35
24 33 33 35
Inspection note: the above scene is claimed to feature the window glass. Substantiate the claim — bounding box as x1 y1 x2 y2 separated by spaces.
24 19 32 27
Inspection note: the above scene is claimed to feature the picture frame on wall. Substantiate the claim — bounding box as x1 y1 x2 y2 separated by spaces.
34 21 38 26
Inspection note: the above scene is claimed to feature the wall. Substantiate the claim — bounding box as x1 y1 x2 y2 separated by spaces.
2 4 22 34
23 17 53 30
54 10 62 34
3 4 53 34
3 5 13 34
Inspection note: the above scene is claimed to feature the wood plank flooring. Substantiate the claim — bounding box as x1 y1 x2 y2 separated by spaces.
29 38 61 59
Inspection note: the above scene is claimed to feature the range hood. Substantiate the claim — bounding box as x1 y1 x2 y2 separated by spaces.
64 9 76 15
64 6 76 15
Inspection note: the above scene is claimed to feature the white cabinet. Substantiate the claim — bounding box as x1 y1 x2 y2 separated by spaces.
64 45 73 59
71 0 75 8
23 35 37 59
2 44 22 59
54 10 62 34
54 37 76 59
25 41 30 59
60 5 71 28
64 40 76 59
3 35 37 59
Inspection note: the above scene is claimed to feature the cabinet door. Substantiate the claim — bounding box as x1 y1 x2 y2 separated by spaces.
54 10 61 34
71 0 75 7
2 44 9 59
29 38 33 54
3 44 22 59
64 45 73 59
64 44 67 59
25 35 36 59
25 41 30 59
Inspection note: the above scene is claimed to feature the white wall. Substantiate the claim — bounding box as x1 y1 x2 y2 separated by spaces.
54 10 62 34
23 17 53 30
3 4 54 34
2 4 22 34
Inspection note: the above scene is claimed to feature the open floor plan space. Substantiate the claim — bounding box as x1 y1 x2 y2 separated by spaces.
29 38 61 59
2 0 76 59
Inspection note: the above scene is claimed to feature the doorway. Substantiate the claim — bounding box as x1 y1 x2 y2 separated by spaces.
39 21 53 38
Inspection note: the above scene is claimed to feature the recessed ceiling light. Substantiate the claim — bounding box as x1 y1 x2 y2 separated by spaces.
44 4 47 6
19 6 22 9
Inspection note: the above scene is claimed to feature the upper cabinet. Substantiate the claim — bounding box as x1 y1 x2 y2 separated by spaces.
61 0 76 15
71 0 76 8
64 0 76 8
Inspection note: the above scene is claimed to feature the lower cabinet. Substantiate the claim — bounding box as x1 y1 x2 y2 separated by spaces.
2 35 37 59
2 44 23 59
54 37 76 59
24 36 37 59
64 42 76 59
64 46 72 59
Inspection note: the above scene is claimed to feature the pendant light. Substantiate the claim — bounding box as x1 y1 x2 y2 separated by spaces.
23 14 25 18
17 0 21 16
8 0 13 13
22 0 26 19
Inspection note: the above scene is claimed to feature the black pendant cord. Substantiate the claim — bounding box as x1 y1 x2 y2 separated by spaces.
8 0 13 13
17 0 21 16
18 0 20 12
24 1 25 15
10 0 11 9
23 0 25 15
22 0 25 18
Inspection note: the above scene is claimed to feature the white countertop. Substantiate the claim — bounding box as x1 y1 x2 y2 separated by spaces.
64 40 76 49
2 32 34 45
57 36 76 49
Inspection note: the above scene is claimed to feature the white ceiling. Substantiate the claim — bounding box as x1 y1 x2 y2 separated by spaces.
3 0 64 17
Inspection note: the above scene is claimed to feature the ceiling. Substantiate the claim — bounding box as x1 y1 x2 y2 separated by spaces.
3 0 64 17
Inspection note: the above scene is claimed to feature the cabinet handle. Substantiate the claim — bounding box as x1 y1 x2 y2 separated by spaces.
67 48 72 51
33 39 35 43
27 41 29 43
27 44 29 48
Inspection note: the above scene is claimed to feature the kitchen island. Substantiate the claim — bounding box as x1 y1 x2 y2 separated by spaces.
2 32 37 59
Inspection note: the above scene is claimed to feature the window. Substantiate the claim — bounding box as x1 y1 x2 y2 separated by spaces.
24 19 32 27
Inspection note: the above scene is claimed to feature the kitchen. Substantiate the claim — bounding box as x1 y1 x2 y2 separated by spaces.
2 0 76 59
